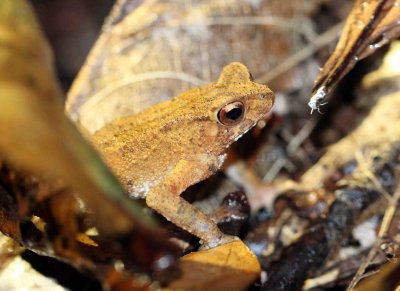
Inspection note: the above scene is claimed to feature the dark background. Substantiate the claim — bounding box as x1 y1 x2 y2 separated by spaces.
31 0 115 90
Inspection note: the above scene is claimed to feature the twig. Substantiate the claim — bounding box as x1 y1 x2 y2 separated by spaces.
354 151 393 202
262 117 318 182
346 176 400 290
202 16 316 40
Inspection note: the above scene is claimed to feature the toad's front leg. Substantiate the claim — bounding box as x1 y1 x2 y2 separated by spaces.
145 159 236 248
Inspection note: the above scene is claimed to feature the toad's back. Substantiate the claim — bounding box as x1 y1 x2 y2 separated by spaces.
92 84 219 198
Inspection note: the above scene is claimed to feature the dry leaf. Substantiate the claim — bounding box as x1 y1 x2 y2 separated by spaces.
66 0 322 133
309 0 400 112
165 241 261 291
356 260 400 291
0 0 160 235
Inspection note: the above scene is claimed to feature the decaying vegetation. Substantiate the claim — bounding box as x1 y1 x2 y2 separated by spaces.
0 0 400 290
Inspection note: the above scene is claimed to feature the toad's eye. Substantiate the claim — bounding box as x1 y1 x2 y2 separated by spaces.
217 101 245 126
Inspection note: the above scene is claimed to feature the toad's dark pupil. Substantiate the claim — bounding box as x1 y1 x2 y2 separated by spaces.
226 107 243 120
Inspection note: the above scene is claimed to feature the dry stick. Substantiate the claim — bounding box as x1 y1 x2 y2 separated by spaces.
202 16 316 41
347 173 400 291
355 151 394 202
256 21 344 84
263 117 318 182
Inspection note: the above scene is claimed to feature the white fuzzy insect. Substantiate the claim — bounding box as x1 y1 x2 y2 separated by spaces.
308 86 327 114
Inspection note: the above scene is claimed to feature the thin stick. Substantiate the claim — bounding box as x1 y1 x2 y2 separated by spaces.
263 118 318 182
346 179 400 290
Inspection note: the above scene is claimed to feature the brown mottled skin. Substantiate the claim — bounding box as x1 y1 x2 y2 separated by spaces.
91 62 274 247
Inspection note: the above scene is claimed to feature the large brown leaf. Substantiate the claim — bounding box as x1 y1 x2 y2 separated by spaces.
66 0 323 133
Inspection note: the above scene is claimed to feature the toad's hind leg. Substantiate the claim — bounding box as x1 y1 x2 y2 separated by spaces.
145 160 234 247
